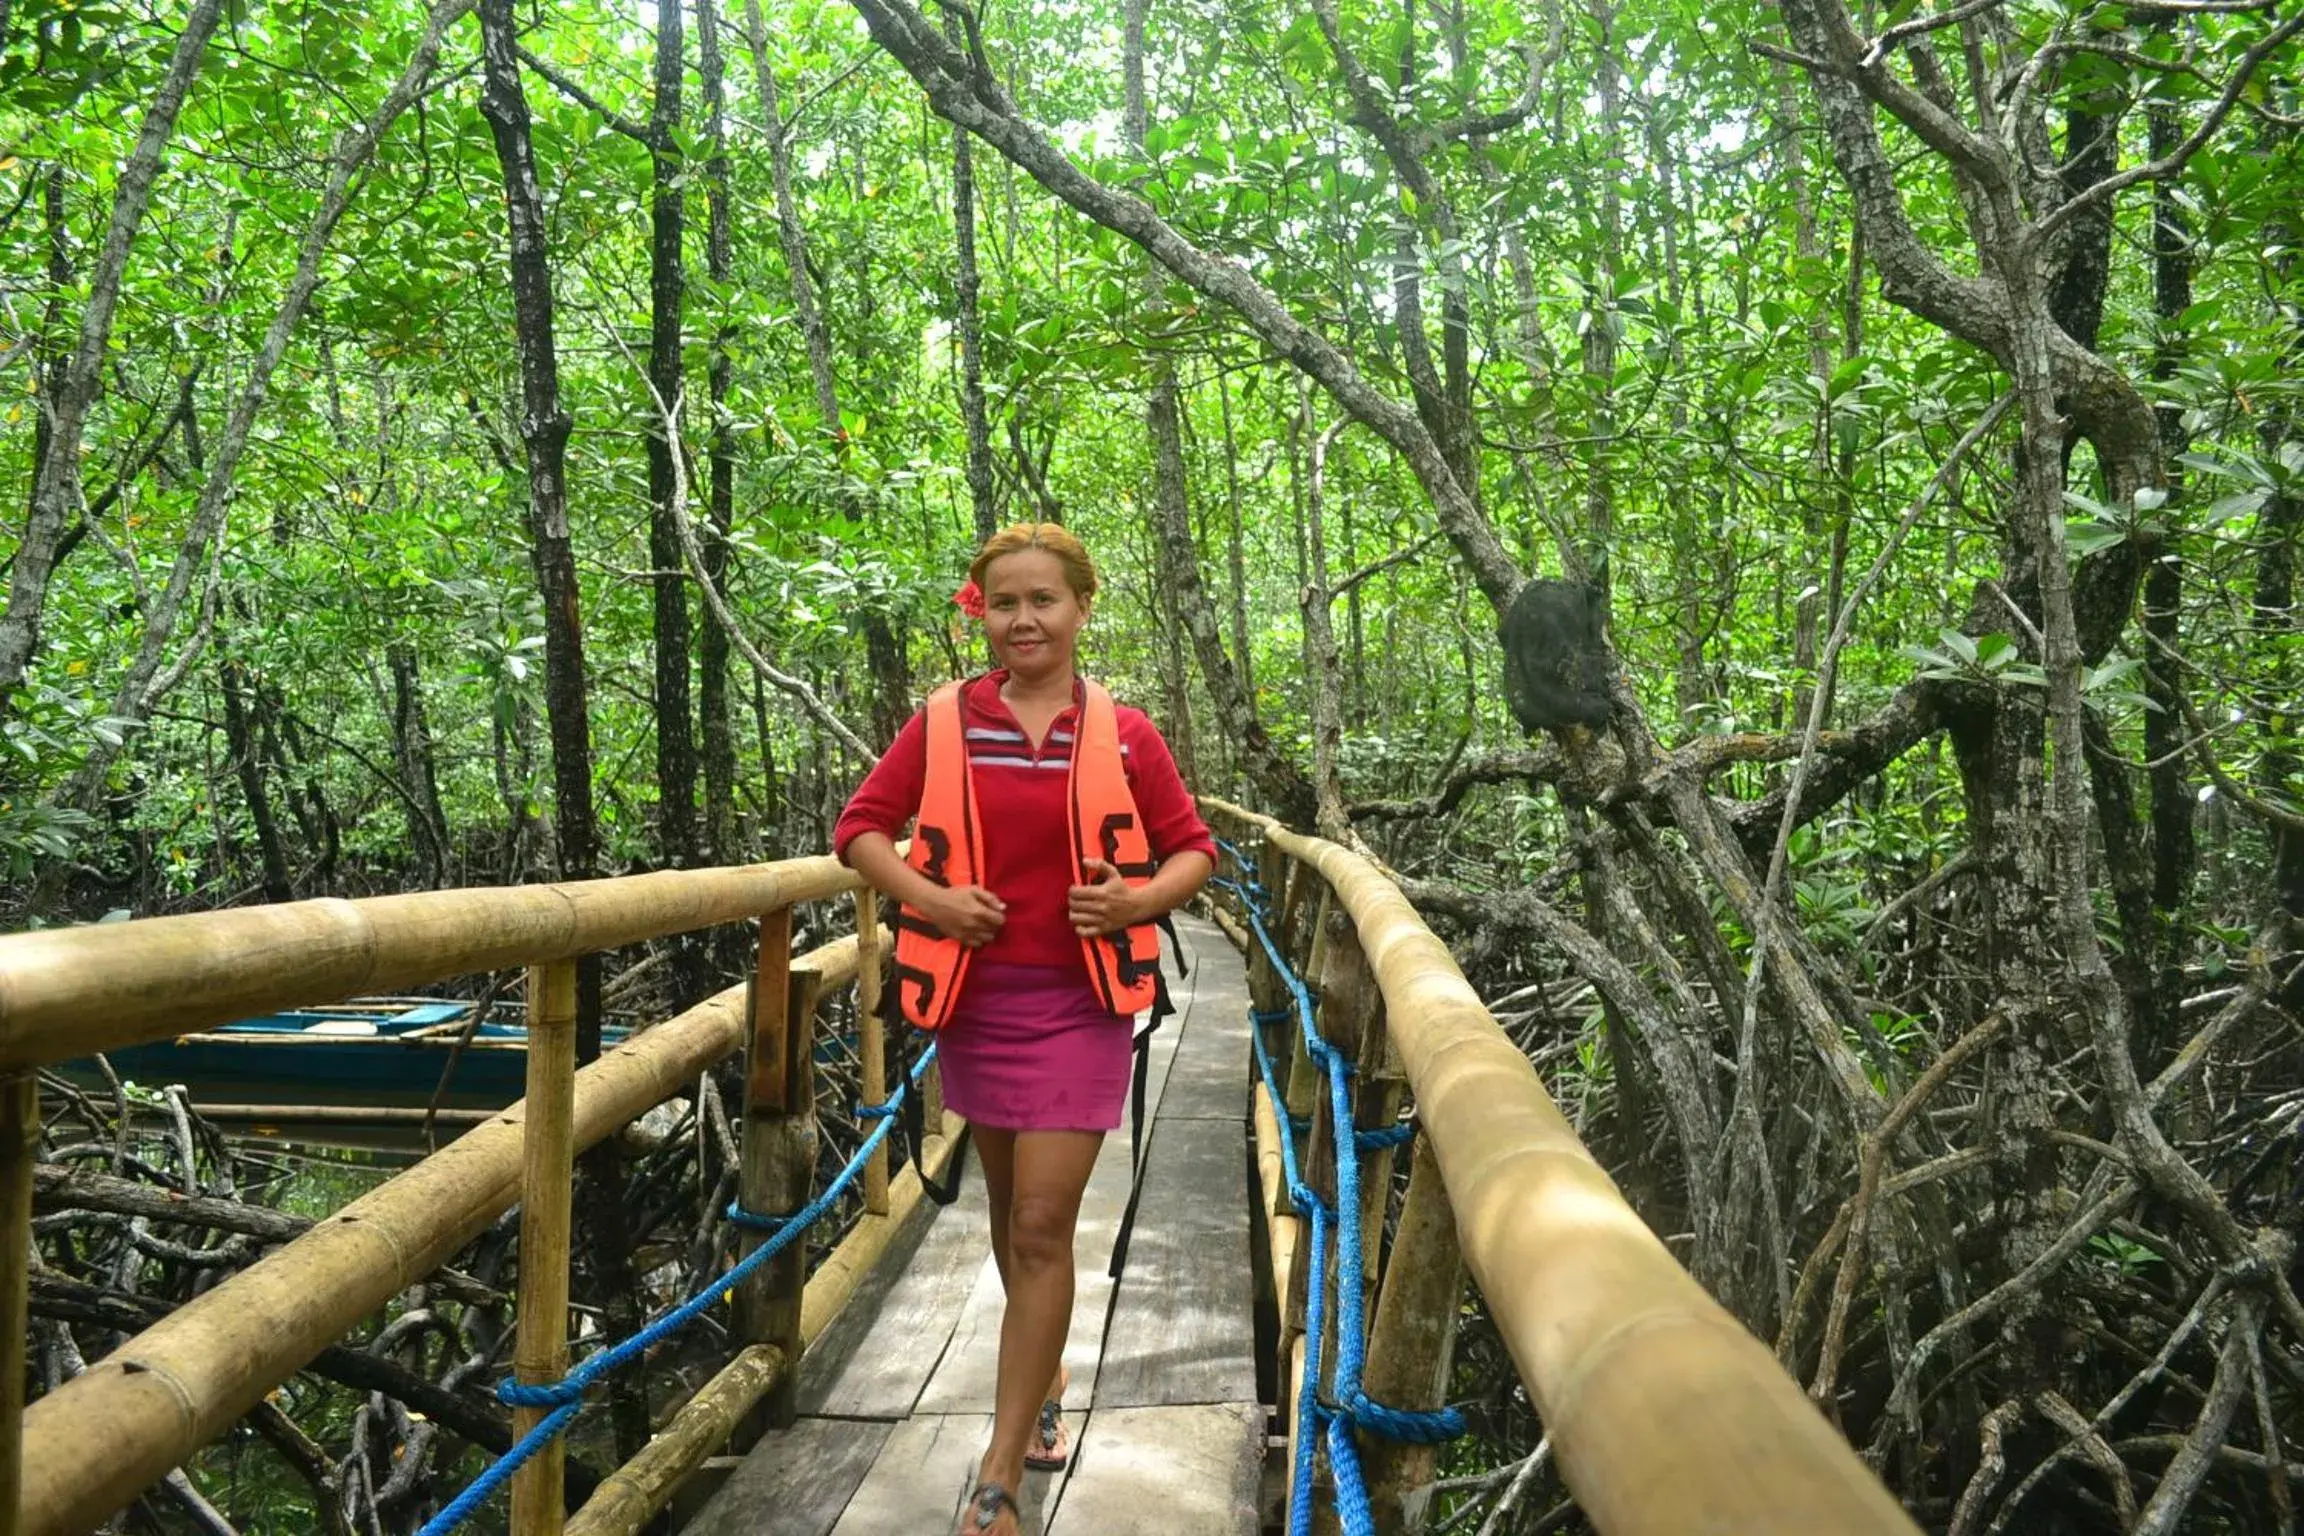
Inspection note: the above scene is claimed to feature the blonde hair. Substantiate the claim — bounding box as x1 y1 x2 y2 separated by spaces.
968 521 1099 602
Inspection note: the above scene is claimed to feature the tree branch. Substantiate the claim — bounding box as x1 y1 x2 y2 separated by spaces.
613 352 880 766
839 0 1526 615
515 45 649 140
1429 33 1557 144
2030 11 2304 248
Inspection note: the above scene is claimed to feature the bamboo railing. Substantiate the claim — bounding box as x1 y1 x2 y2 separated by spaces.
6 809 1933 1534
0 859 955 1536
1202 798 1921 1536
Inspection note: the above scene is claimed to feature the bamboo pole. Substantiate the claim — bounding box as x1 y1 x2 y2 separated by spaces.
0 857 860 1070
1199 798 1919 1536
511 962 577 1536
734 910 814 1437
17 941 862 1536
1359 1133 1462 1534
3 1070 37 1531
187 1103 497 1129
1252 1083 1301 1364
1282 1333 1309 1536
562 1344 784 1536
856 888 889 1216
1229 840 1288 1114
1282 882 1324 1130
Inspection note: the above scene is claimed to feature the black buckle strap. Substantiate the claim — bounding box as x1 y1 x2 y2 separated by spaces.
884 983 970 1206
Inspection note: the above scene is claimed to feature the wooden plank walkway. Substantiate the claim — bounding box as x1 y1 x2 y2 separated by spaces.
683 915 1264 1536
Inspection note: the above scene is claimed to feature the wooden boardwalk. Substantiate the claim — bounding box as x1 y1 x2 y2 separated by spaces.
685 916 1264 1536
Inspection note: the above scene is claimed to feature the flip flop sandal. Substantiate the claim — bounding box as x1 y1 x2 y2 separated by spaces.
1024 1396 1070 1471
962 1480 1021 1534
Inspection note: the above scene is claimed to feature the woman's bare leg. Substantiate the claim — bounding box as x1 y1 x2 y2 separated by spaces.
972 1129 1102 1515
974 1126 1073 1406
975 1126 1017 1290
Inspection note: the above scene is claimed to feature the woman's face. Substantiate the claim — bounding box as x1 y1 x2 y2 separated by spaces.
980 548 1090 682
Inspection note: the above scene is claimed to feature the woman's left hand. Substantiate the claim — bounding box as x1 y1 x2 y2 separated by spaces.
1068 857 1145 937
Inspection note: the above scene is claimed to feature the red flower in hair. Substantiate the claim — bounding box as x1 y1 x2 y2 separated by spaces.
952 580 987 619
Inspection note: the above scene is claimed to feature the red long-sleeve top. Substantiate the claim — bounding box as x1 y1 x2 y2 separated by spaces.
833 672 1217 973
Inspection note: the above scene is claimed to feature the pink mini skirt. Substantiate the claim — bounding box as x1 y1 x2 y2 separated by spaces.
937 961 1132 1133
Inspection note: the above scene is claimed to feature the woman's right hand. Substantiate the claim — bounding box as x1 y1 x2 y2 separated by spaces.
924 885 1007 946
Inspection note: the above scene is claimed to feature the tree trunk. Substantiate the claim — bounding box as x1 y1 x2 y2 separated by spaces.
1121 0 1305 817
1304 419 1354 841
948 30 999 547
1580 0 1620 603
2257 242 2304 922
1218 375 1253 701
2133 95 2200 1059
646 0 700 876
219 652 293 904
1775 48 1828 727
477 0 647 1468
842 0 1525 618
26 161 68 530
475 0 598 932
744 4 910 744
388 641 451 888
2257 481 2304 920
52 0 470 814
0 0 225 702
697 0 742 867
2144 101 2196 925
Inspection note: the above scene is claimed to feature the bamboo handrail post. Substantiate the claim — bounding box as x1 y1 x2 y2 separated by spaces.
1289 954 1340 1347
856 889 889 1217
1238 854 1277 1015
733 907 792 1441
1238 840 1288 1091
735 907 815 1437
921 1037 946 1129
511 962 578 1536
1239 832 1294 1069
1305 886 1335 999
1281 860 1317 975
1282 1333 1310 1536
1250 833 1291 1003
3 1069 38 1532
1271 875 1327 1128
1359 1132 1464 1535
1284 1327 1343 1536
1251 1084 1303 1362
1273 852 1315 1019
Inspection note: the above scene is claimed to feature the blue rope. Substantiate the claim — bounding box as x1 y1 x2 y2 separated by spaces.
1212 838 1268 906
1291 1186 1329 1536
418 1046 939 1534
1325 1411 1379 1536
415 1401 582 1536
1216 841 1463 1535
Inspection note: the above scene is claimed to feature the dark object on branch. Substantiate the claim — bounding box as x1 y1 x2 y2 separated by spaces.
1500 578 1614 737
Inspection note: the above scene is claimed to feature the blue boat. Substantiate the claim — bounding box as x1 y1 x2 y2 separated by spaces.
56 1000 632 1114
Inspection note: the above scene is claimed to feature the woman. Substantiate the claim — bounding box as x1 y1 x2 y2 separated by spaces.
834 522 1215 1536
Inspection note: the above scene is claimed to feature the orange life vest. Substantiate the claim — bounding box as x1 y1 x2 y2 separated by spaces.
892 678 1163 1030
